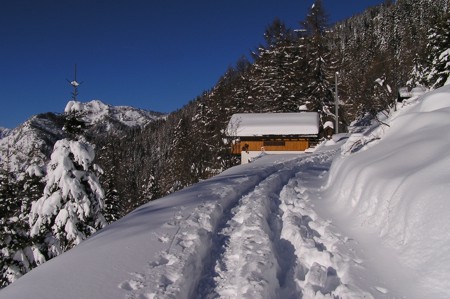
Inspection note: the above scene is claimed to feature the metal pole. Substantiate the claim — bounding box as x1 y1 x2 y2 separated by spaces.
335 72 339 134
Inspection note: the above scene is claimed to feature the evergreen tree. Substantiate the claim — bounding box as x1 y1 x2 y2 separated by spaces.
163 115 194 192
249 19 307 112
98 164 123 223
95 137 126 222
301 0 336 112
29 139 106 258
424 12 450 88
262 18 294 48
0 169 19 287
0 166 46 287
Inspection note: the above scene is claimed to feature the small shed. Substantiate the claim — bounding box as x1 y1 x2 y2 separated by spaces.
323 121 334 139
226 112 320 164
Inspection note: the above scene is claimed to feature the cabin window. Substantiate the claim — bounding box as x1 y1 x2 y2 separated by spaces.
263 140 285 147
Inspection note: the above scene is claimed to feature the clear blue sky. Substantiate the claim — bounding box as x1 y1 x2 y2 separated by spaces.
0 0 385 128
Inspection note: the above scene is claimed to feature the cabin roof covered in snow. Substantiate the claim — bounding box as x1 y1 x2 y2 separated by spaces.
226 112 319 137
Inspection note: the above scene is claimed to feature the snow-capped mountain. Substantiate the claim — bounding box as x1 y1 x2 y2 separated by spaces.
0 128 9 140
3 85 450 298
65 100 163 131
0 100 161 173
0 113 66 172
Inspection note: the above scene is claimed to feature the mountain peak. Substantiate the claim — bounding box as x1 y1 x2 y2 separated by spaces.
0 127 10 139
64 99 163 129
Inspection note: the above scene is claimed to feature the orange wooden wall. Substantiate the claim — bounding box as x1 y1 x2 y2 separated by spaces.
231 139 309 154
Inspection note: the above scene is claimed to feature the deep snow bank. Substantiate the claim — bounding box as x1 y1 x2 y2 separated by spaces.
325 85 450 297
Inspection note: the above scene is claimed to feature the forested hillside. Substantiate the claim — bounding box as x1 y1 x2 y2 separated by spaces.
96 0 449 209
1 0 449 288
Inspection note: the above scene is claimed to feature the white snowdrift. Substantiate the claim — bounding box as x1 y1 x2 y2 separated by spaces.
325 85 450 298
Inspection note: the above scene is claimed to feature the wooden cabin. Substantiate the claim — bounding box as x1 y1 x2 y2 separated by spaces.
226 112 320 164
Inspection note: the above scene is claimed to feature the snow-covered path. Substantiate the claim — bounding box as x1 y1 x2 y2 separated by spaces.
0 149 378 299
0 147 402 299
118 155 310 299
117 149 370 299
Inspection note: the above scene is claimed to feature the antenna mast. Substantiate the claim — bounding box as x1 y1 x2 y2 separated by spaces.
67 64 82 101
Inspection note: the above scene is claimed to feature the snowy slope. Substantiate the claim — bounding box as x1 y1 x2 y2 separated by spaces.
323 85 450 298
2 86 450 298
1 149 368 299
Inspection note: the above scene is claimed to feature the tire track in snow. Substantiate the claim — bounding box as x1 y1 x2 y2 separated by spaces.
199 152 336 298
199 167 298 298
120 157 301 299
119 149 371 299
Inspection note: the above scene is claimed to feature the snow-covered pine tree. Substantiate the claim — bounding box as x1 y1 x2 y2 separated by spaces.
408 54 427 87
0 165 46 288
250 19 306 112
301 0 336 112
101 171 123 223
0 168 19 288
424 11 450 88
163 115 194 193
29 139 106 258
94 138 126 223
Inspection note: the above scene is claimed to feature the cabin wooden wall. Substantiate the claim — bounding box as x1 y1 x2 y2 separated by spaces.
231 138 310 154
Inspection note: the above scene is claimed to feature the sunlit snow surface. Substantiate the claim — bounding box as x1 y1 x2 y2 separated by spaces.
226 112 319 136
2 86 450 298
324 85 450 298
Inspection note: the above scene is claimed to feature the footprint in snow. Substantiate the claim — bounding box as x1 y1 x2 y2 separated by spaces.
149 252 178 268
118 273 144 291
157 234 170 243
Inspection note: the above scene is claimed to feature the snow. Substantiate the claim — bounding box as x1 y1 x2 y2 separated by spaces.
29 139 106 257
25 164 44 177
323 121 334 129
2 86 450 298
299 104 308 111
0 117 64 172
324 84 450 298
64 100 161 128
0 127 10 139
226 112 319 137
2 153 354 299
